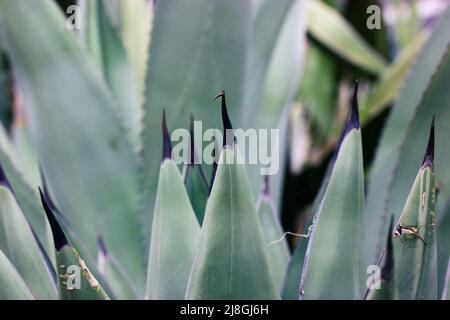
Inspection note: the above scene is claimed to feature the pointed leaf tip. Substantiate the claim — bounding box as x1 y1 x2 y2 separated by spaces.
162 110 172 161
97 233 108 257
0 162 10 188
382 215 395 281
262 175 270 196
38 187 68 251
189 114 196 165
214 90 234 147
421 116 435 168
346 81 360 134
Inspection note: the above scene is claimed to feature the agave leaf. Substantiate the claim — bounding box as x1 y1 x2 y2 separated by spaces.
305 0 386 74
299 43 336 138
365 6 450 266
186 147 279 299
140 0 296 249
39 188 109 300
80 0 141 146
392 122 437 300
146 158 200 299
360 31 429 124
101 0 152 103
11 120 41 188
184 164 209 225
183 117 209 224
120 0 153 103
0 0 146 291
299 84 364 299
437 199 450 295
0 185 56 299
0 249 34 300
443 259 450 300
366 216 398 300
0 148 54 263
97 235 139 300
256 179 290 292
281 231 308 300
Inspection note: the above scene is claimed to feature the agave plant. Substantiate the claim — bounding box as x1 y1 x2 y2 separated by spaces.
0 0 449 300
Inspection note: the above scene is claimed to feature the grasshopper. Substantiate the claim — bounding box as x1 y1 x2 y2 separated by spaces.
393 222 427 245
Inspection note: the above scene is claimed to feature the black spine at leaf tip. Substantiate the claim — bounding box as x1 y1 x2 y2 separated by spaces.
162 109 172 161
189 114 195 165
262 175 270 196
345 80 360 135
214 90 234 148
0 162 10 188
38 187 68 251
421 115 435 168
97 233 108 257
382 215 395 281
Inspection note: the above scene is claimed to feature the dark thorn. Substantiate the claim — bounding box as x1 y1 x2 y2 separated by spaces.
38 187 69 251
39 166 58 213
421 115 435 168
97 233 108 257
189 114 196 165
345 80 360 135
382 215 395 281
209 162 217 195
0 162 11 189
262 175 270 196
214 90 234 148
162 110 172 161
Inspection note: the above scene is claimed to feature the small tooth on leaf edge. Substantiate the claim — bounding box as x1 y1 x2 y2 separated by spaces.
39 187 68 251
421 115 435 168
162 109 172 161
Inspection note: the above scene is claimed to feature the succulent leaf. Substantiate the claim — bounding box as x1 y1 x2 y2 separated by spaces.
0 249 34 300
299 83 364 299
0 0 146 292
392 120 437 300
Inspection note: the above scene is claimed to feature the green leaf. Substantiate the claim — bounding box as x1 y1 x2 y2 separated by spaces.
360 31 429 124
392 153 437 299
101 0 153 103
365 7 450 266
120 0 153 103
256 181 290 292
11 121 41 188
443 259 450 300
366 216 398 300
305 0 386 74
56 246 110 300
0 249 34 300
80 0 142 147
0 186 56 299
299 43 337 138
437 199 450 296
186 147 279 299
97 236 139 300
281 234 308 300
146 159 200 299
39 188 110 300
0 147 54 263
0 0 146 292
299 86 364 299
140 0 296 249
184 164 209 225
